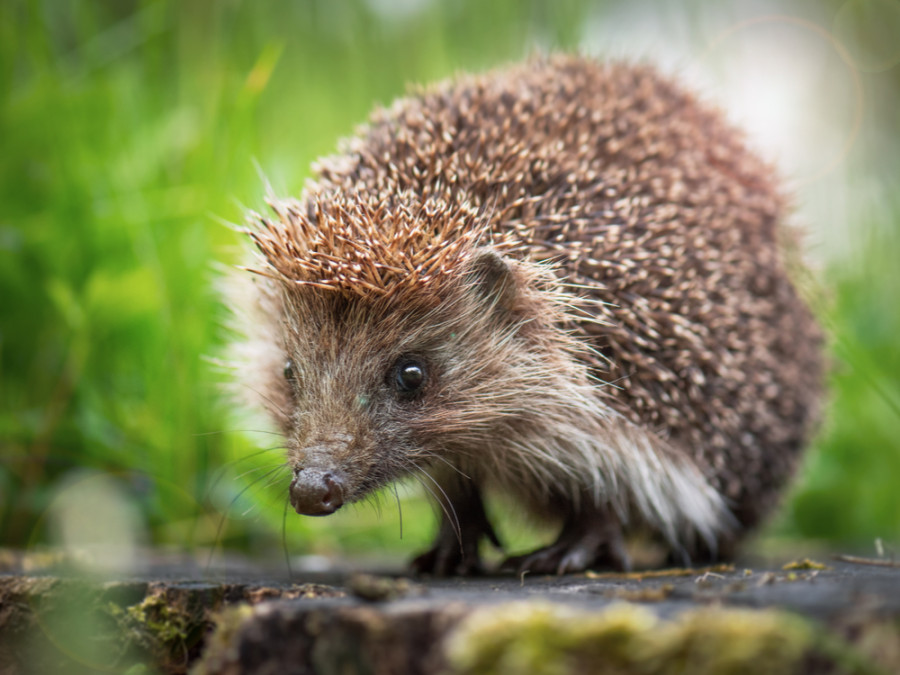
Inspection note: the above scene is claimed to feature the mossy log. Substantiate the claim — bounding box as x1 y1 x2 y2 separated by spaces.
0 554 898 674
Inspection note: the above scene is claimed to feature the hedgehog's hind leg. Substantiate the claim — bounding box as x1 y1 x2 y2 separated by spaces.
410 477 501 576
502 501 631 575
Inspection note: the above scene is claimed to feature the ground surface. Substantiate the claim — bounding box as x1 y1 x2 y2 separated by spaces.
0 550 898 674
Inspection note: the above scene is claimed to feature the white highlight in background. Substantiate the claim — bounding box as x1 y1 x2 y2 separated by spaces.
46 469 147 575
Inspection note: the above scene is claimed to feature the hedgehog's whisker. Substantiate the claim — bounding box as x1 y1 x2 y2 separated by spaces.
206 463 288 573
282 497 294 581
201 445 287 501
391 482 404 540
232 459 289 484
241 383 291 420
407 451 470 481
192 428 282 437
411 465 462 547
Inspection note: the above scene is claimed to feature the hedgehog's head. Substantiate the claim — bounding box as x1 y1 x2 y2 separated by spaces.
243 189 590 516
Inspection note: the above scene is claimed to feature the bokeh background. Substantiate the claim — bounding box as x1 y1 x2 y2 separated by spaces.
2 0 899 568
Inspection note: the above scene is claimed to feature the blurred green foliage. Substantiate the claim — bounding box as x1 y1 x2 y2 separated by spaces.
1 0 898 562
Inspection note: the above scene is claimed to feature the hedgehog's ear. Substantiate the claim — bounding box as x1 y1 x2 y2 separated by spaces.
465 248 518 312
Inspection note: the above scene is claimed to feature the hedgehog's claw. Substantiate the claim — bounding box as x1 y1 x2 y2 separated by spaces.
502 504 630 576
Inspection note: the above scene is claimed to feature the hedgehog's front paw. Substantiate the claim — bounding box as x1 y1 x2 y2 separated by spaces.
411 498 502 576
502 506 631 575
411 529 482 576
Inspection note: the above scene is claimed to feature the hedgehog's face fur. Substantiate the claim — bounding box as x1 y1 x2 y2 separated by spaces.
240 189 613 516
263 245 586 515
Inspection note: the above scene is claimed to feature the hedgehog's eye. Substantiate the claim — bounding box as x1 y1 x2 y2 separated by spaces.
283 359 295 382
393 358 426 397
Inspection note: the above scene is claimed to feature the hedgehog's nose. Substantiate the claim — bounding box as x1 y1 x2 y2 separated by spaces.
289 469 345 516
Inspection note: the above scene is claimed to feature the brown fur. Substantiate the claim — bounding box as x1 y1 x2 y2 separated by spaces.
233 55 823 568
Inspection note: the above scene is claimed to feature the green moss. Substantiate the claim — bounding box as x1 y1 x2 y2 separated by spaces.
782 558 830 571
446 602 878 675
191 604 256 675
126 594 191 646
106 589 212 672
585 564 735 581
447 603 657 675
653 608 812 675
347 573 419 602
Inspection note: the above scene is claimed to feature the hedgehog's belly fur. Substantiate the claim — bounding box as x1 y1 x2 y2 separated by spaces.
240 55 823 570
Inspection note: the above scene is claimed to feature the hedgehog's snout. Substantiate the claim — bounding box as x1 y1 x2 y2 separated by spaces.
289 468 345 516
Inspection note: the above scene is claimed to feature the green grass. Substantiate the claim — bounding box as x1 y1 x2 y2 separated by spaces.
1 0 898 562
782 204 900 543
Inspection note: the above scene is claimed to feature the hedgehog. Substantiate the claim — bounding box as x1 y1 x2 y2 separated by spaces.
232 55 823 575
